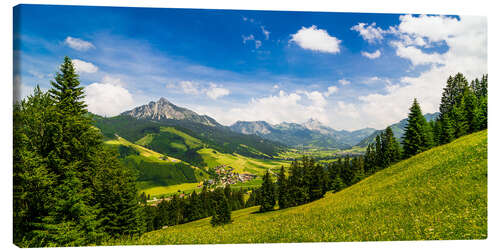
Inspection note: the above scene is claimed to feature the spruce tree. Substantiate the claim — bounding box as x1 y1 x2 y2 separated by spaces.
462 87 479 133
13 57 145 246
210 188 231 226
277 166 290 209
403 99 433 158
439 114 455 144
375 135 383 170
259 171 276 212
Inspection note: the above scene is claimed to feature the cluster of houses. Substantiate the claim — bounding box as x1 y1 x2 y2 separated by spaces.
146 165 257 206
207 165 256 186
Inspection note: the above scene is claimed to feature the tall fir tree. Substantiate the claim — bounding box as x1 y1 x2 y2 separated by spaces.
277 166 290 209
403 99 433 158
381 127 401 167
259 171 276 212
13 57 145 247
210 188 231 226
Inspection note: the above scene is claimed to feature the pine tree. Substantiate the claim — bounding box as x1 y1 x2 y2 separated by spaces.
363 143 377 174
13 57 145 246
476 96 487 130
259 171 276 212
439 114 455 144
210 188 231 226
462 87 479 133
403 99 433 158
375 135 383 170
277 166 290 209
381 127 401 167
310 163 326 201
351 157 365 184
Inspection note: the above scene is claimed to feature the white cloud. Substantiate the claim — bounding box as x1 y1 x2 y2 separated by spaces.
351 22 385 43
206 83 230 100
261 26 270 40
338 79 351 85
13 75 34 103
195 90 332 126
290 25 341 54
64 36 95 51
325 86 338 97
179 81 200 95
84 77 135 117
350 15 487 129
167 81 229 100
361 50 381 59
72 59 98 74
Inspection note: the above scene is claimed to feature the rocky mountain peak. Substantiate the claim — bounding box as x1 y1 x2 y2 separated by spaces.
121 97 221 127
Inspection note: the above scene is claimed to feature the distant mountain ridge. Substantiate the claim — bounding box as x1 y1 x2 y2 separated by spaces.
356 112 440 147
121 97 221 127
230 119 376 149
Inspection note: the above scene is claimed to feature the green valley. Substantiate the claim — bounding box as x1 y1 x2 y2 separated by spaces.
110 130 487 244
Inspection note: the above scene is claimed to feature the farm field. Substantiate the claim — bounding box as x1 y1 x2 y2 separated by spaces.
110 130 487 244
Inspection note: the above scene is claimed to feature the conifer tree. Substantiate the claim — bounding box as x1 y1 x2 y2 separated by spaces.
210 188 231 226
363 143 377 174
375 135 383 170
439 114 455 144
259 171 276 212
403 99 433 158
277 166 290 209
462 87 479 133
13 57 145 246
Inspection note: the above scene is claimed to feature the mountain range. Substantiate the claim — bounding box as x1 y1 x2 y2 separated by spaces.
94 97 440 154
230 119 376 149
355 112 440 147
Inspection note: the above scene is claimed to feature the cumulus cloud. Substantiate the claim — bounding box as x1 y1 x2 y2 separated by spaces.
351 22 385 43
361 50 381 59
290 25 341 53
351 15 487 129
64 36 95 51
338 79 351 85
195 90 332 126
179 81 200 95
72 59 98 74
84 76 135 117
206 83 230 100
324 86 338 97
167 81 230 100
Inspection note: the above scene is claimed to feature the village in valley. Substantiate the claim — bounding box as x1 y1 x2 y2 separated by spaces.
147 165 257 206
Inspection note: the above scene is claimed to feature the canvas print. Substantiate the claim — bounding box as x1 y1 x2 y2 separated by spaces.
13 4 487 247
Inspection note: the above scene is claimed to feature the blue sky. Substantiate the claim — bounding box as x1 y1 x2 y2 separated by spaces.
13 4 487 130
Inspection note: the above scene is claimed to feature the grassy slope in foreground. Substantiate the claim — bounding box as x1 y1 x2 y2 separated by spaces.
114 130 487 244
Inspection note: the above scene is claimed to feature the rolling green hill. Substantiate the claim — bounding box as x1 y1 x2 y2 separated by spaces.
197 148 290 175
92 114 285 166
112 130 487 244
104 136 208 191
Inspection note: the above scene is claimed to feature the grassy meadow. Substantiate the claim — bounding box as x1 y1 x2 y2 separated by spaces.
109 130 487 244
198 148 290 174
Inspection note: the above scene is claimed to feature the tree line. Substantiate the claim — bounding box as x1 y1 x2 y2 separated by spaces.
142 185 246 230
254 72 487 213
402 73 487 159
